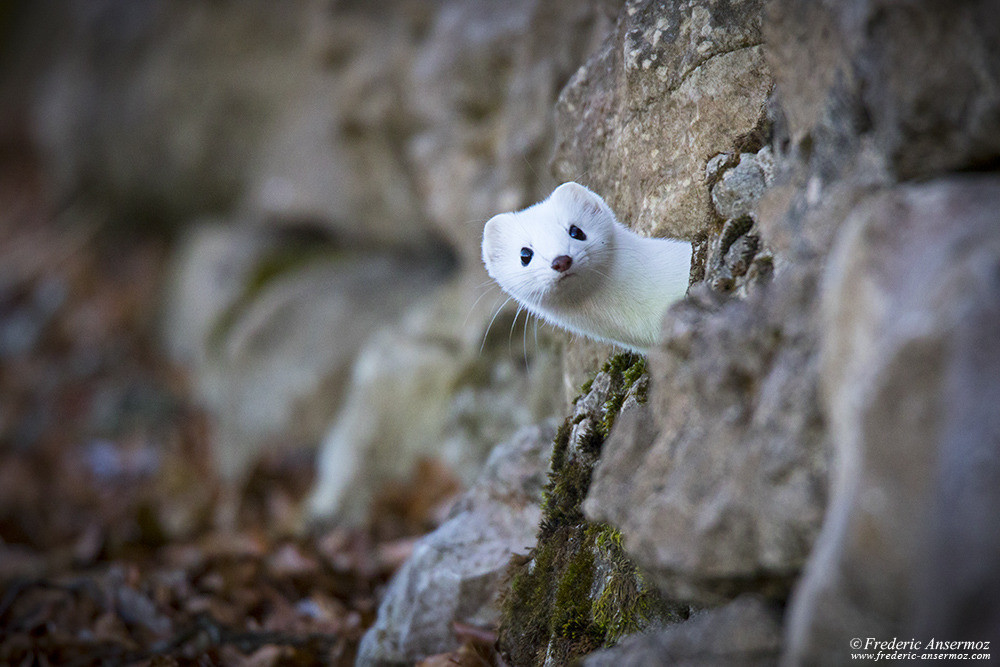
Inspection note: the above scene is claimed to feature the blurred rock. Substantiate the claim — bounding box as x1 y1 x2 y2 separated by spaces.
161 224 270 365
584 595 782 667
26 1 330 226
357 422 557 665
552 0 772 239
406 0 616 265
765 0 1000 181
307 277 564 525
163 224 451 480
784 179 1000 664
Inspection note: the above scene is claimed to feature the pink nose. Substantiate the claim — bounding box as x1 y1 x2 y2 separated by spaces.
551 255 572 272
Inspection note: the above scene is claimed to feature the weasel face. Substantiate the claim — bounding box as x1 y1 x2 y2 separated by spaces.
482 182 617 309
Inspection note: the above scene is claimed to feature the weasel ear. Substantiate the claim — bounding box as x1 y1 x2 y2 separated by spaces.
482 214 508 266
551 182 611 218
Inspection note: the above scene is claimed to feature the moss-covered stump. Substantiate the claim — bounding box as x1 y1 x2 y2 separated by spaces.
498 354 688 666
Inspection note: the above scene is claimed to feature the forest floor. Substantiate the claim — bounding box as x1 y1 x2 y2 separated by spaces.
0 152 470 666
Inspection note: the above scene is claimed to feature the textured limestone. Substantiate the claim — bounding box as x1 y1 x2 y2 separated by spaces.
710 147 773 221
553 0 772 239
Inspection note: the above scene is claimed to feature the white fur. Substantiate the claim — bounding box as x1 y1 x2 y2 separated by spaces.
482 182 692 353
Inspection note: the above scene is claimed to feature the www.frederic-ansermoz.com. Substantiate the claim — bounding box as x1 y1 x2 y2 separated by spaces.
850 637 991 661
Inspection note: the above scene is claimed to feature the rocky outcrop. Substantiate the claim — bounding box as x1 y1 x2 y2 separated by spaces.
521 0 1000 663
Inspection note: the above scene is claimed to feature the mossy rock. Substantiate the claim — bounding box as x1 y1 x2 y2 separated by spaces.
498 353 687 666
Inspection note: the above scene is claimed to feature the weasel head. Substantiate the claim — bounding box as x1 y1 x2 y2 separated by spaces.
482 182 617 309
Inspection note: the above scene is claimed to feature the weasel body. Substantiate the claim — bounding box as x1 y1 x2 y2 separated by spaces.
481 182 692 353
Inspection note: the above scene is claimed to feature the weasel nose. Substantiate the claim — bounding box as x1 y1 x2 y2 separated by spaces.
551 255 572 272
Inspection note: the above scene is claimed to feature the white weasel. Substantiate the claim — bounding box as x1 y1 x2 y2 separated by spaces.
481 182 692 353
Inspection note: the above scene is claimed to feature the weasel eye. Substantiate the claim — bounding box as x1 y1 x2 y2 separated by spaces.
569 225 587 241
520 247 533 266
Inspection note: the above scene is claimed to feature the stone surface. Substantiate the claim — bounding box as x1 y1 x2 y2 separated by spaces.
584 595 783 667
552 0 772 239
356 422 557 666
710 147 773 221
25 0 332 226
584 266 828 605
307 277 565 525
498 355 687 667
769 0 1000 181
783 179 1000 665
160 223 272 365
406 0 616 265
162 226 451 480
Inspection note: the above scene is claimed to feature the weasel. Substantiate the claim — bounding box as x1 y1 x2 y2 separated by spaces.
481 182 692 353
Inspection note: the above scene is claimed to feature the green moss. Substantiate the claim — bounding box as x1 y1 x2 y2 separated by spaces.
548 419 573 479
599 355 646 436
590 524 682 645
550 531 598 641
577 424 605 459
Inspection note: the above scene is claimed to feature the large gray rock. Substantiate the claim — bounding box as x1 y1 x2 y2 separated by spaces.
552 0 772 239
783 179 1000 664
357 422 557 666
584 595 783 667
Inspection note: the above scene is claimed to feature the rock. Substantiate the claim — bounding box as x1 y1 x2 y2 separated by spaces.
584 595 783 667
765 0 1000 182
25 0 335 226
406 0 615 265
584 263 828 605
356 422 557 666
498 355 688 667
161 224 271 365
307 277 565 525
710 147 773 221
783 178 1000 664
244 2 442 249
163 225 451 480
552 0 772 239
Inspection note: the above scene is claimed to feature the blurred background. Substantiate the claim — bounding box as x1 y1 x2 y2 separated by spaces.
0 1 619 662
